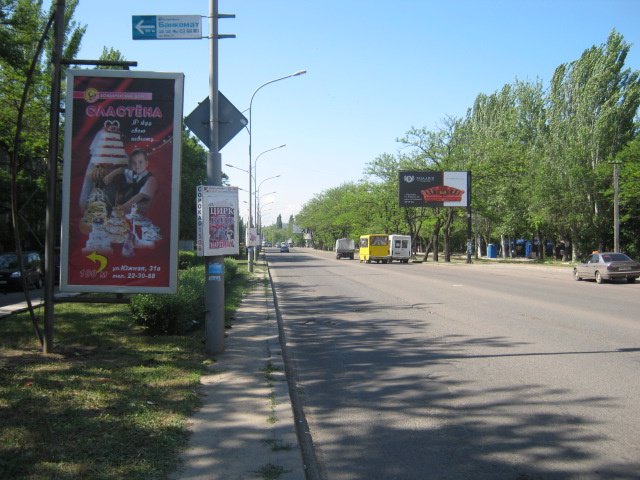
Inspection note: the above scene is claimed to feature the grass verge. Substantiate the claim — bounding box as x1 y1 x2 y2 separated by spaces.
0 260 253 480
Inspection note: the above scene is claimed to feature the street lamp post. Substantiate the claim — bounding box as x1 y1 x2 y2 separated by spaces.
255 191 276 237
257 200 275 234
248 70 306 272
253 174 280 260
224 163 253 245
254 144 285 223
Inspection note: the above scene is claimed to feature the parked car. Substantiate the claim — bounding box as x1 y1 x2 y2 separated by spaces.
573 252 640 284
0 251 43 291
280 244 289 253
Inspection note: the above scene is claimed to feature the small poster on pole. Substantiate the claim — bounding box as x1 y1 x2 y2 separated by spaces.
197 186 239 256
246 228 259 248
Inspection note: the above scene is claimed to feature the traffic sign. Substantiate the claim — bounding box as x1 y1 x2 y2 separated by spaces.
185 92 248 150
132 15 202 40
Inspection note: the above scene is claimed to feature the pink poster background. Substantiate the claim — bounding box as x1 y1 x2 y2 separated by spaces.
65 75 177 289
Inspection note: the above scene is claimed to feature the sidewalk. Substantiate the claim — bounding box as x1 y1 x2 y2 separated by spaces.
0 291 77 319
172 262 306 480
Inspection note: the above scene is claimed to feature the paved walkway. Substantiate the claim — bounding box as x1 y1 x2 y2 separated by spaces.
0 291 77 319
171 262 305 480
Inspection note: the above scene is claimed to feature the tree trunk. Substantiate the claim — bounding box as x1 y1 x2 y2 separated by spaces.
443 209 454 262
423 237 433 262
432 234 439 262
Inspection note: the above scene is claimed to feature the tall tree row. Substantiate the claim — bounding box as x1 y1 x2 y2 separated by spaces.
295 31 640 259
0 0 84 251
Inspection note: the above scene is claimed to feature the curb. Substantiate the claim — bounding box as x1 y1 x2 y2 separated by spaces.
172 262 305 480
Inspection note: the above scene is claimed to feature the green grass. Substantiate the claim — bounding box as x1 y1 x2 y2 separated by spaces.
0 260 253 480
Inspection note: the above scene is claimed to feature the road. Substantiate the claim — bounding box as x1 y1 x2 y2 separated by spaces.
267 247 640 480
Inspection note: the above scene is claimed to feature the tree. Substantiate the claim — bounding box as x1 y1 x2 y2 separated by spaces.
179 130 207 241
613 134 640 257
0 0 85 250
546 30 640 258
96 46 126 69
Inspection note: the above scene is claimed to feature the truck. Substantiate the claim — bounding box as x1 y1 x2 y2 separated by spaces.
389 234 411 263
335 238 355 260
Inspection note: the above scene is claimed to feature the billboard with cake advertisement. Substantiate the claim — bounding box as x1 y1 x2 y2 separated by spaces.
398 171 470 208
60 70 184 293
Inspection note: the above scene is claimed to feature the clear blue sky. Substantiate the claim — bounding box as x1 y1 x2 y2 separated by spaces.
68 0 640 225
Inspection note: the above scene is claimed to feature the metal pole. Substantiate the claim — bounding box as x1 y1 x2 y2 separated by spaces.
613 161 620 253
253 144 284 261
248 103 254 272
204 0 224 354
466 171 473 264
43 0 65 354
247 71 306 271
253 144 285 229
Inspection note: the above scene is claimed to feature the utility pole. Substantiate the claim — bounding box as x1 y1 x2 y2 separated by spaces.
204 0 234 354
466 172 473 264
612 160 621 253
205 0 224 354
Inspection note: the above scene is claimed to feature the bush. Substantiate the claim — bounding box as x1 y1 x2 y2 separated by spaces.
130 257 240 335
178 250 204 269
130 266 205 335
223 257 238 284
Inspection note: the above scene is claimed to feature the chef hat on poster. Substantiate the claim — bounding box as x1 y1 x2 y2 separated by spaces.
88 120 128 166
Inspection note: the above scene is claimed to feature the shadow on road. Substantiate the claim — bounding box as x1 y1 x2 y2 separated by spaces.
269 253 640 479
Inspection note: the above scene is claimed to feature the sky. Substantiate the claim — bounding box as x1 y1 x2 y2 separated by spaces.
67 0 640 226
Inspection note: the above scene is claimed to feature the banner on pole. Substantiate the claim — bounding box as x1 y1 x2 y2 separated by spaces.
196 186 240 256
60 70 184 293
246 228 259 247
398 171 470 208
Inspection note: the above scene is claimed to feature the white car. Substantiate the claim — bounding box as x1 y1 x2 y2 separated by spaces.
573 252 640 284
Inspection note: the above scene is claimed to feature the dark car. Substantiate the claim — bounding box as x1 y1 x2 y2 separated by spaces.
0 251 43 292
573 252 640 284
280 244 289 253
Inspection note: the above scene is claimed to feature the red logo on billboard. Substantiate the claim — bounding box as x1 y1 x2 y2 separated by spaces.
421 185 465 202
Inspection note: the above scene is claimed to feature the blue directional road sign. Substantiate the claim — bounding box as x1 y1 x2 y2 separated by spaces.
132 15 202 40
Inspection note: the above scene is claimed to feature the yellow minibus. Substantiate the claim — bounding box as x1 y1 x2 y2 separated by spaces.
359 234 391 263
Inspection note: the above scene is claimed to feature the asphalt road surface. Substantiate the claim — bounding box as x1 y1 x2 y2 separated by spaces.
267 247 640 480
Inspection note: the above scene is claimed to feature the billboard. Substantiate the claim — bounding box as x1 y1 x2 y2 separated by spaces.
60 70 184 293
398 171 470 208
196 186 240 256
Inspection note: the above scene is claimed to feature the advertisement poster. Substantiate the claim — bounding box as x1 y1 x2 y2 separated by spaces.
196 186 239 256
60 70 184 293
246 228 259 248
398 171 470 208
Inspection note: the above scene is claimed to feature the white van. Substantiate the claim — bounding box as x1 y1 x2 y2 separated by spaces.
389 235 411 263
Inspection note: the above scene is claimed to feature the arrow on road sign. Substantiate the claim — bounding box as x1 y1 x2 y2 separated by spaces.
132 15 202 40
135 19 155 36
132 15 157 39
